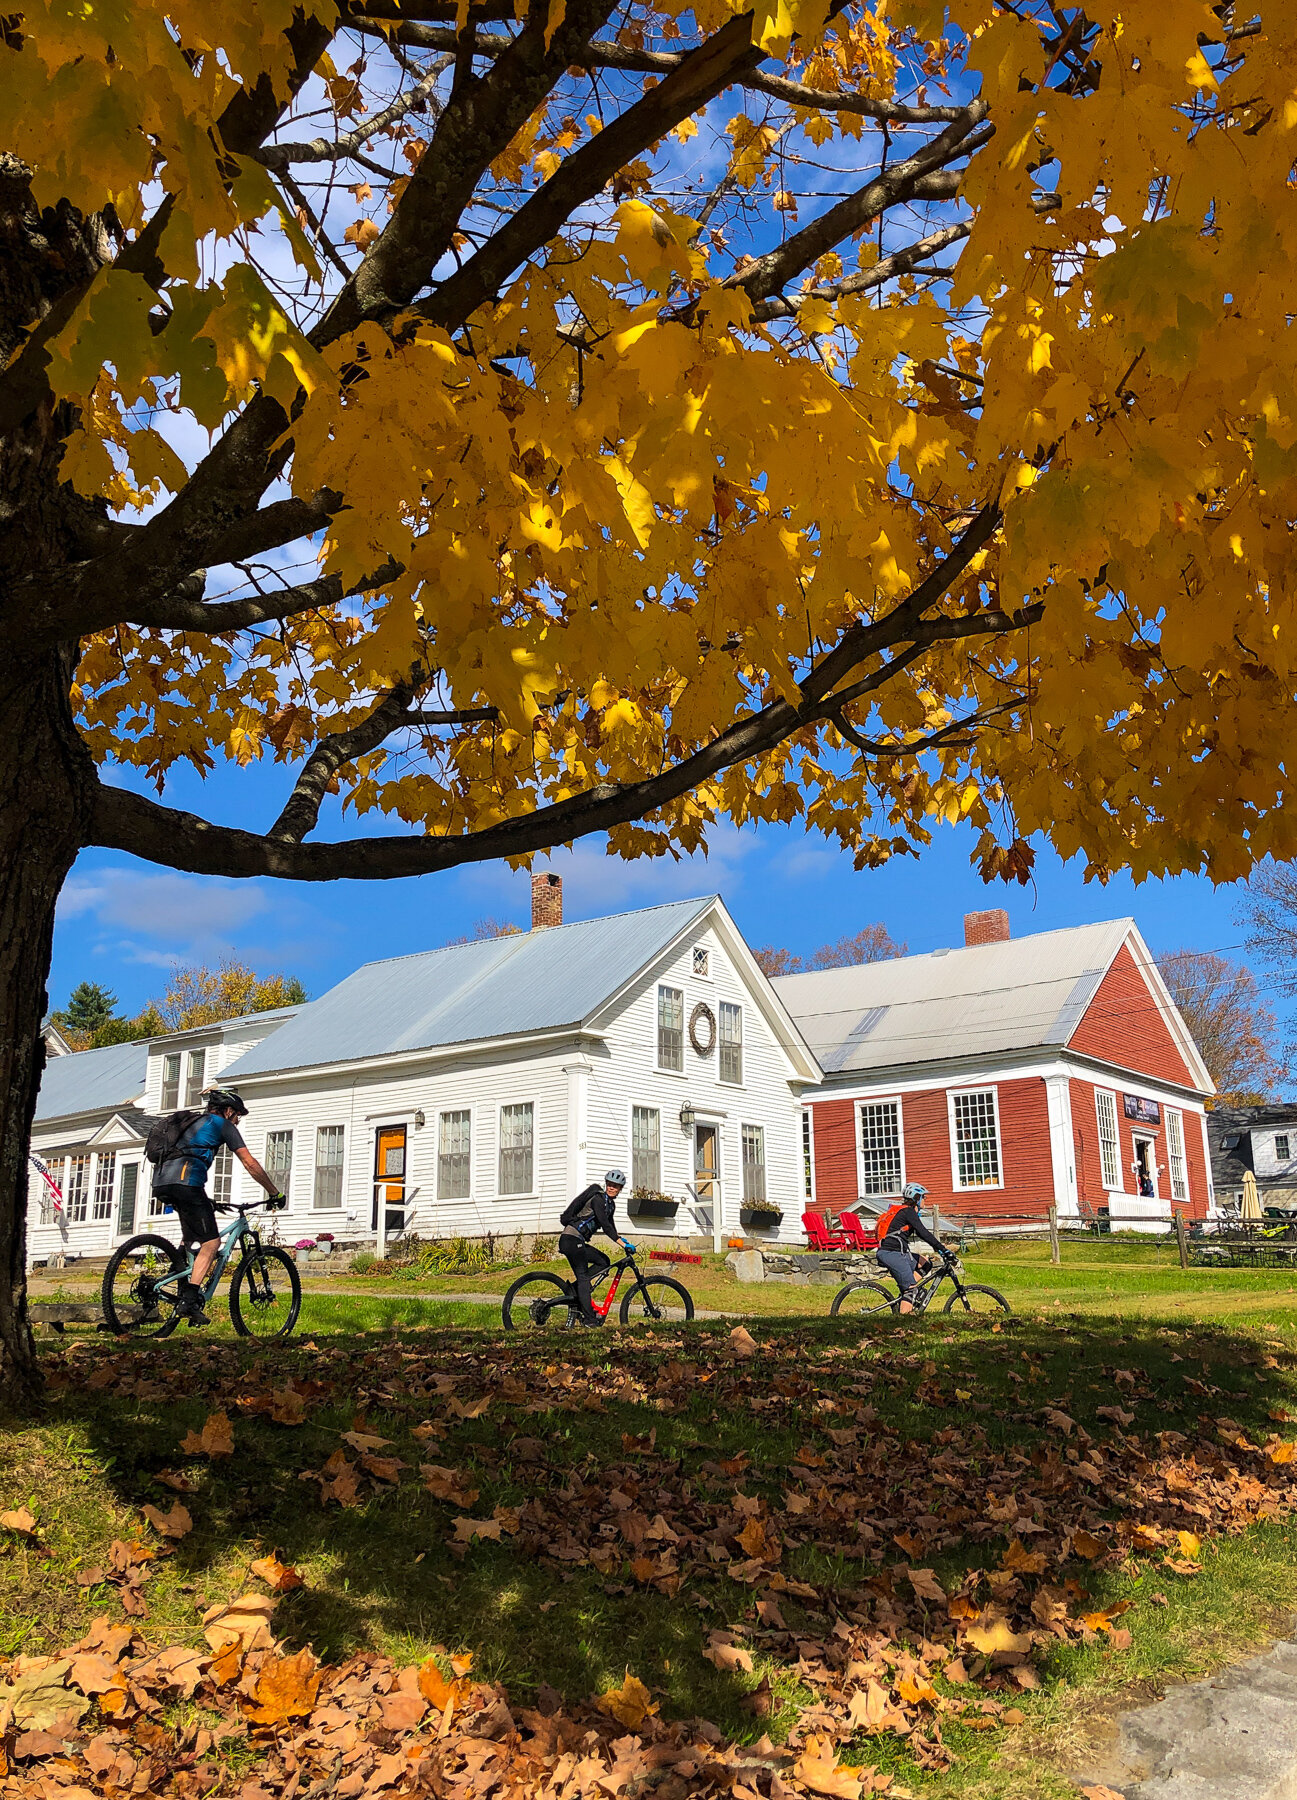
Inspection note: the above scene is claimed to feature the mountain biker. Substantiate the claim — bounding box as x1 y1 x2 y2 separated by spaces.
875 1183 954 1315
559 1169 634 1327
151 1088 284 1326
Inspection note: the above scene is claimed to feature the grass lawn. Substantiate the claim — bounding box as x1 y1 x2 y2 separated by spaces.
6 1263 1297 1798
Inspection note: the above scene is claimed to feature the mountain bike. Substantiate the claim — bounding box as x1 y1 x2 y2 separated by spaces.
102 1198 300 1339
830 1255 1010 1319
501 1247 694 1331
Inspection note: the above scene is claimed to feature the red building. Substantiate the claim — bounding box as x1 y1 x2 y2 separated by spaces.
774 911 1215 1229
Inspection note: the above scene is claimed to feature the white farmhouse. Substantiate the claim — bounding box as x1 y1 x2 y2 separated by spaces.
27 881 820 1266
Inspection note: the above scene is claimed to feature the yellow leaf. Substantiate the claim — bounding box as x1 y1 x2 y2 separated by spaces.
599 1672 658 1730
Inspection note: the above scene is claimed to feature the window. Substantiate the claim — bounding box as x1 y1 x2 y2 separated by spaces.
212 1146 233 1209
35 1158 59 1226
160 1053 181 1111
117 1163 139 1236
314 1125 345 1209
93 1152 115 1221
1277 1134 1291 1163
265 1130 293 1202
692 946 710 978
802 1110 815 1202
499 1103 534 1195
65 1155 89 1223
858 1100 904 1196
719 1002 743 1084
1167 1109 1189 1203
741 1124 767 1204
950 1089 1001 1188
657 985 684 1072
1095 1089 1121 1191
632 1106 661 1192
438 1111 472 1200
184 1048 206 1107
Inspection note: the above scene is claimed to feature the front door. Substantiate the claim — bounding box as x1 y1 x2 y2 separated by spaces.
116 1162 140 1239
372 1125 407 1237
1133 1136 1158 1198
694 1124 719 1232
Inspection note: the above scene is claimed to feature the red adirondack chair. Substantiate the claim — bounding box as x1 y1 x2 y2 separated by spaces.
837 1210 878 1251
803 1210 848 1251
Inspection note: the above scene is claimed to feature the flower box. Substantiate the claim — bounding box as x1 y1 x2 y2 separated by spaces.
627 1189 679 1220
741 1205 783 1231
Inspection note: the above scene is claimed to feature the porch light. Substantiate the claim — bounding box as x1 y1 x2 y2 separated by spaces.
679 1102 696 1132
414 1109 426 1127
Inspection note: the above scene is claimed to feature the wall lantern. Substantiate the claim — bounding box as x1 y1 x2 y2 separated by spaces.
414 1109 426 1128
679 1102 696 1133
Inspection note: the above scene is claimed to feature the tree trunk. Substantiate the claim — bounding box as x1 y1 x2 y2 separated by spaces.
0 156 107 1411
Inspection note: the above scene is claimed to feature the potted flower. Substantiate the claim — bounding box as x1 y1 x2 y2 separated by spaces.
626 1187 679 1221
294 1238 317 1267
740 1198 784 1231
316 1232 335 1257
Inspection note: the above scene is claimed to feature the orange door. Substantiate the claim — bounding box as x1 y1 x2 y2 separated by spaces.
372 1125 407 1234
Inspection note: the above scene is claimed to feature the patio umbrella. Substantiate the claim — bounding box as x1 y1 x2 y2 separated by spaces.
1241 1170 1263 1223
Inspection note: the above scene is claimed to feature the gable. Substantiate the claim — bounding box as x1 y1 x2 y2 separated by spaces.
1068 941 1197 1089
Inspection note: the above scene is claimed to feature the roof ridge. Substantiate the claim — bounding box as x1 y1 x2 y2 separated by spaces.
773 915 1133 978
348 894 718 974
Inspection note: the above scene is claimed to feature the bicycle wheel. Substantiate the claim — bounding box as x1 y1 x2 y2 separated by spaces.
943 1283 1011 1316
102 1235 186 1337
501 1271 578 1331
230 1246 301 1338
619 1276 694 1324
830 1279 899 1318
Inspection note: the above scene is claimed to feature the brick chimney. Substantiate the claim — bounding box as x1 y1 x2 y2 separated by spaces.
531 871 563 930
964 908 1010 947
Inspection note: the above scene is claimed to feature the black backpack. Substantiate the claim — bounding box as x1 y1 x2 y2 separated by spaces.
560 1184 600 1229
144 1109 201 1167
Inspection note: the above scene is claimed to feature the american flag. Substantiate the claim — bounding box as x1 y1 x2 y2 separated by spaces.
29 1152 68 1237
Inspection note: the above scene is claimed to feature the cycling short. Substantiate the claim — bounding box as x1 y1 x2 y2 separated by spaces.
877 1246 917 1293
152 1183 218 1249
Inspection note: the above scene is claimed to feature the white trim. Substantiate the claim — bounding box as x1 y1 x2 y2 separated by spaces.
806 1052 1212 1111
1199 1110 1216 1211
691 944 714 983
801 1107 816 1207
226 1024 607 1090
1115 928 1217 1097
312 1121 349 1214
739 1120 767 1206
1165 1107 1188 1204
1045 1072 1078 1217
628 1099 664 1194
946 1085 1004 1191
1131 1131 1160 1200
854 1095 907 1200
435 1104 475 1205
655 983 686 1077
562 1061 589 1196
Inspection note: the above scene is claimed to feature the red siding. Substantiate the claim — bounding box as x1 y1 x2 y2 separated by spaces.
1069 1076 1208 1221
809 1078 1056 1224
1069 942 1194 1087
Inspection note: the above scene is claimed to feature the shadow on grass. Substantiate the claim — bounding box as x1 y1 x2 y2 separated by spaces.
6 1307 1297 1747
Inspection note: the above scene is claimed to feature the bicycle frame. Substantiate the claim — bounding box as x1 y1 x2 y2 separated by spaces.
906 1260 967 1313
144 1204 265 1301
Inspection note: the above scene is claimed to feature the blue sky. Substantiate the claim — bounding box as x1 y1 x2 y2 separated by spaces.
51 756 1251 1015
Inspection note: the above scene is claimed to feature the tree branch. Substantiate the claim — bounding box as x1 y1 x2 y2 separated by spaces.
749 221 970 322
129 557 402 635
257 55 455 171
269 677 424 841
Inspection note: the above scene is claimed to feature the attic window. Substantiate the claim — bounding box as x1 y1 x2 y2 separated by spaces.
1221 1134 1240 1150
692 946 710 978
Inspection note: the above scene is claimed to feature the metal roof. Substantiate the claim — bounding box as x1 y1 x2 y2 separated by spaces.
34 1040 148 1122
222 896 716 1079
774 918 1142 1076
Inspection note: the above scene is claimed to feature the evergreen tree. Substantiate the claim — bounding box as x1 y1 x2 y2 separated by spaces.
53 982 118 1035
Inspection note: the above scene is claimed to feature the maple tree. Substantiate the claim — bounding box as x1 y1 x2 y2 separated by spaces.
2 0 1297 1403
151 961 309 1031
1155 949 1286 1106
754 923 905 975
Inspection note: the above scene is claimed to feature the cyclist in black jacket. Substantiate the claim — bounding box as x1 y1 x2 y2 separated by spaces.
876 1183 953 1315
559 1169 632 1325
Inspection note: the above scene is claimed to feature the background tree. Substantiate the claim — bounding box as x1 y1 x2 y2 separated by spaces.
3 5 1297 1402
1156 951 1287 1108
1238 864 1297 1005
447 918 524 945
150 963 308 1032
754 923 905 976
51 982 118 1041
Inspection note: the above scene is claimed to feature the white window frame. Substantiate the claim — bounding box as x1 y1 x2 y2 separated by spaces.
718 1001 743 1086
630 1103 662 1193
1276 1133 1291 1164
437 1107 473 1202
801 1108 816 1205
1131 1131 1160 1200
160 1053 181 1112
656 984 685 1075
92 1152 115 1222
855 1096 906 1199
1166 1108 1189 1203
65 1154 90 1223
498 1100 537 1198
740 1123 767 1205
1095 1088 1122 1192
313 1124 347 1211
947 1086 1004 1191
265 1129 294 1204
184 1047 207 1108
691 945 712 981
212 1145 234 1209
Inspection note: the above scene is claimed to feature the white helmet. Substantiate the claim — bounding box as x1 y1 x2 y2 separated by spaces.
605 1168 627 1188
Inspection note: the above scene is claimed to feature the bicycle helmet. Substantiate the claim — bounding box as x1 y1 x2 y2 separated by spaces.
205 1087 249 1116
604 1168 627 1188
902 1182 928 1204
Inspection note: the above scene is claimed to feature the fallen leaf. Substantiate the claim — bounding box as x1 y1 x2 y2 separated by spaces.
1266 1440 1296 1465
1001 1538 1047 1576
964 1619 1034 1655
703 1635 753 1673
0 1662 90 1730
906 1567 947 1603
1070 1530 1107 1560
1043 1409 1075 1435
180 1412 234 1458
0 1507 37 1535
342 1430 392 1454
202 1594 276 1654
421 1465 480 1507
142 1502 192 1540
447 1397 491 1420
794 1743 862 1799
1176 1530 1202 1561
1080 1788 1128 1800
452 1517 503 1545
599 1672 658 1730
249 1554 304 1594
728 1326 758 1359
417 1659 468 1712
242 1648 320 1725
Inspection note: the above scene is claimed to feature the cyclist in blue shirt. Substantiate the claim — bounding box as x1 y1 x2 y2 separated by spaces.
152 1088 283 1324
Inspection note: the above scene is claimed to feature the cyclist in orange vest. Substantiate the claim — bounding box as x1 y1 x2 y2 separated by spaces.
875 1183 953 1314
